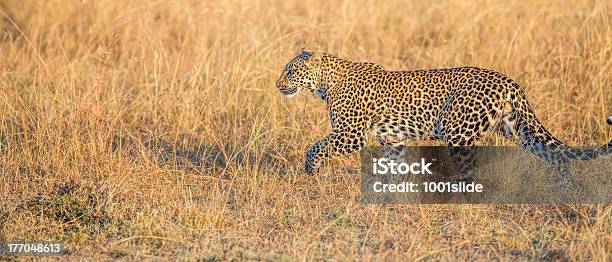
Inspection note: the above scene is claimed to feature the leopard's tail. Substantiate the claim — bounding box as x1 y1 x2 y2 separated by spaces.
506 83 611 162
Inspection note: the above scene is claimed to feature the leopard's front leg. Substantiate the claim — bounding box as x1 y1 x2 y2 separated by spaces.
304 135 330 174
304 130 367 175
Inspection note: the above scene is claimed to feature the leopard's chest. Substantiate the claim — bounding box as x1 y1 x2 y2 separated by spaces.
315 89 327 101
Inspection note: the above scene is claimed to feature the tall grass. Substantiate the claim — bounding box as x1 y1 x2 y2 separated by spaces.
0 0 610 259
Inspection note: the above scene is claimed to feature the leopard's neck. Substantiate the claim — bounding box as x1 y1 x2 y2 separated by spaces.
316 54 355 97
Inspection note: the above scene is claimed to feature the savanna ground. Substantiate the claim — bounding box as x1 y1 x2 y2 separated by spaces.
0 0 611 260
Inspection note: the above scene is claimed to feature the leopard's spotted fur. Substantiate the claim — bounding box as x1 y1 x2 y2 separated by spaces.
276 49 611 185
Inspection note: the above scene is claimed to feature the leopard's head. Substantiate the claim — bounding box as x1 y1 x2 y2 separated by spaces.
276 48 322 97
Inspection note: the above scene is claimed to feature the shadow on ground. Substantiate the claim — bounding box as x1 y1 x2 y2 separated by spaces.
111 135 288 175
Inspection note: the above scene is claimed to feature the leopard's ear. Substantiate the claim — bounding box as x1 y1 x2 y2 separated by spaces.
298 47 313 60
304 51 322 68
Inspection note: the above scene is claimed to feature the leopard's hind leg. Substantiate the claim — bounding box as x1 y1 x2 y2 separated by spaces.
497 101 517 139
437 88 504 181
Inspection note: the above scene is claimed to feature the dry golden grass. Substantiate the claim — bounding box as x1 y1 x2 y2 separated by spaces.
0 0 611 260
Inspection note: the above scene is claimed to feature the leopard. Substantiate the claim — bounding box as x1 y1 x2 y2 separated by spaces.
276 48 611 186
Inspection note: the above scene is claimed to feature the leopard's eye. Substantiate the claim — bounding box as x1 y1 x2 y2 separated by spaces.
287 69 294 78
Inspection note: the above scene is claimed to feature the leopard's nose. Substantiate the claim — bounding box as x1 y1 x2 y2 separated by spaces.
275 79 285 89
